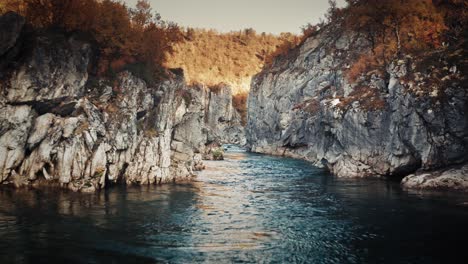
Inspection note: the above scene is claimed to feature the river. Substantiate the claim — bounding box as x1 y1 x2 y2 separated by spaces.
1 145 468 263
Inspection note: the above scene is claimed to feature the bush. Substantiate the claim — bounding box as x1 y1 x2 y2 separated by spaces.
341 0 447 82
122 62 159 85
211 148 224 161
264 33 302 66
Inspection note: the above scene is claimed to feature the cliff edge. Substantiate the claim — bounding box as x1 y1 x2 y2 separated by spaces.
247 23 467 190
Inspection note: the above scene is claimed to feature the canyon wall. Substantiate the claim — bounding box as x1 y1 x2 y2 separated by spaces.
247 28 468 190
0 13 243 192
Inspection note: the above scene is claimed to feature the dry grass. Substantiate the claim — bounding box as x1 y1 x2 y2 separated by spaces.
105 102 119 113
144 128 159 138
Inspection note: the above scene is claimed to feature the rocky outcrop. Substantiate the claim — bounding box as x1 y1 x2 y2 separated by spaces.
247 28 467 189
0 13 243 192
202 84 245 145
171 83 245 160
402 162 468 191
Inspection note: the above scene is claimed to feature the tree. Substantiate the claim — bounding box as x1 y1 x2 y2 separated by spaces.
0 0 23 14
432 0 468 41
344 0 446 54
301 23 320 42
341 0 447 81
130 0 157 27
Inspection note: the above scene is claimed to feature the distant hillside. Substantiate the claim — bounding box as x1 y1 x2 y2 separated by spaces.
165 28 299 94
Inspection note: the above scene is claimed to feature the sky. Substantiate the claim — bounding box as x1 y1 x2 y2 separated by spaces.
124 0 347 34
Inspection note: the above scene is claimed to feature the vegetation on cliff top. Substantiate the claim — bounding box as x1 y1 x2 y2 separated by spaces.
268 0 466 83
340 0 464 81
0 0 303 120
263 0 466 112
1 0 183 84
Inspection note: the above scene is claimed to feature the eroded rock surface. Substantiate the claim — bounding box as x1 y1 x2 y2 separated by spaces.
171 83 245 160
246 28 467 189
0 13 244 192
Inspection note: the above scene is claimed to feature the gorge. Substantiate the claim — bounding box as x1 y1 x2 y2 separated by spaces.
0 0 468 262
0 8 466 193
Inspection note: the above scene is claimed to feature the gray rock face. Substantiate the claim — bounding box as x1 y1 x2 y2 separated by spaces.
171 83 245 160
202 84 245 145
0 68 199 192
247 29 467 189
0 13 244 192
4 31 91 103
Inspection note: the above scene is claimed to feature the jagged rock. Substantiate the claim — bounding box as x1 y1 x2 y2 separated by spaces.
0 13 247 192
0 105 32 183
207 85 246 146
27 113 56 149
175 83 246 147
246 28 468 189
5 31 91 102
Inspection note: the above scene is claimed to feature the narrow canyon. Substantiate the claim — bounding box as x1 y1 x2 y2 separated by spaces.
1 1 468 263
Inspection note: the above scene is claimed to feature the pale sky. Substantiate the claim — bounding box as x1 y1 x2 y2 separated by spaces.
123 0 347 34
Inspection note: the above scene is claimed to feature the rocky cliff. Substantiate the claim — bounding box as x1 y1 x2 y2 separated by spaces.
0 13 243 192
173 83 245 149
247 27 467 190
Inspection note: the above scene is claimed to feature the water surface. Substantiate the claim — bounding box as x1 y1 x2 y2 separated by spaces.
1 146 468 263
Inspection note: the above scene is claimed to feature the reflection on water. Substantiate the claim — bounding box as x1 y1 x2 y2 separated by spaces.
1 145 468 263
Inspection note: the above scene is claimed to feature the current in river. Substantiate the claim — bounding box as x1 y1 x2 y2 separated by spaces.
1 145 468 263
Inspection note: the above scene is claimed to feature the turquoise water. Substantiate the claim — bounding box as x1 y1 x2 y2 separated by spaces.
1 146 468 263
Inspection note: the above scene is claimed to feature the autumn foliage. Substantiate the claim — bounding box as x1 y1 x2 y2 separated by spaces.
264 0 464 83
340 1 447 80
165 28 298 94
333 0 466 83
262 24 320 67
1 0 182 83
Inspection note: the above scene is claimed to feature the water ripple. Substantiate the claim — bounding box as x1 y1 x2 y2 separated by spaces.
1 145 468 263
